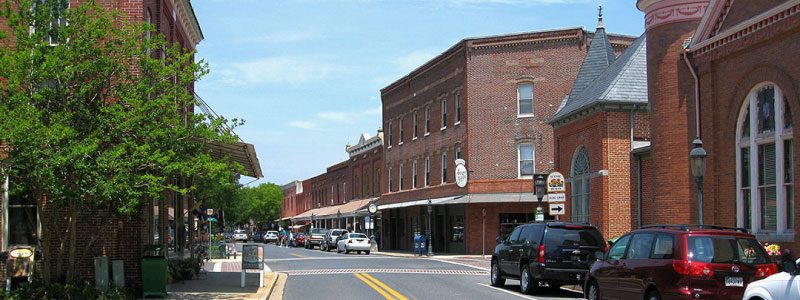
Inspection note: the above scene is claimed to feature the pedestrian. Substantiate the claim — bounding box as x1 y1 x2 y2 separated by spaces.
289 231 294 248
280 227 287 247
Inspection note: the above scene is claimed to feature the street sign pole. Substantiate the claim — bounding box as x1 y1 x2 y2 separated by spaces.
534 174 547 221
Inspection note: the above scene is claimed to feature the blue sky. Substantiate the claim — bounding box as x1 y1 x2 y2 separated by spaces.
192 0 645 186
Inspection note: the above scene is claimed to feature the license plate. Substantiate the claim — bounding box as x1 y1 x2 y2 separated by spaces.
725 276 743 287
571 255 581 261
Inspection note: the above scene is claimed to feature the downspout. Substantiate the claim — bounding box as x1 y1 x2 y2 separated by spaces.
682 48 701 137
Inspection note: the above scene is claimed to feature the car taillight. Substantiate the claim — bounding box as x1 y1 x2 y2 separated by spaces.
672 260 714 278
755 263 778 279
537 244 545 263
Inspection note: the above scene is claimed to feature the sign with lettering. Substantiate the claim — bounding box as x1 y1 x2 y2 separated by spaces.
242 244 262 270
546 193 566 203
455 159 468 188
546 172 565 193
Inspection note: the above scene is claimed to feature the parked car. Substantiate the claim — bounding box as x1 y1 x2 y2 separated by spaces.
490 222 605 295
336 232 371 255
265 231 279 244
250 231 263 242
584 224 777 300
222 232 233 242
321 229 349 252
233 229 248 242
294 233 306 247
742 258 800 300
305 228 328 249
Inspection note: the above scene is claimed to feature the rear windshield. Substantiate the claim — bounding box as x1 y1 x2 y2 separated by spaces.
310 228 328 234
688 236 771 265
350 234 368 239
331 230 346 236
545 227 605 248
234 230 246 234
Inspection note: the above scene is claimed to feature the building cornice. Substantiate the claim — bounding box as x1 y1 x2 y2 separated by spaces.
171 0 203 47
550 102 649 129
637 0 709 31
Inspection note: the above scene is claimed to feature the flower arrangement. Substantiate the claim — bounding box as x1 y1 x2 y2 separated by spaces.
764 243 782 256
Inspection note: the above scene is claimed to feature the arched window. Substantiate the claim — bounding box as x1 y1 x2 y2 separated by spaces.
571 147 590 224
737 83 793 234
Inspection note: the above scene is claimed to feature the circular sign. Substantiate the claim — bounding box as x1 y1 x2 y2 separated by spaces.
368 203 378 214
455 159 468 188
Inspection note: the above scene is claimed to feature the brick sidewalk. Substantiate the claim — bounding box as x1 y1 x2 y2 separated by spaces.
166 260 277 299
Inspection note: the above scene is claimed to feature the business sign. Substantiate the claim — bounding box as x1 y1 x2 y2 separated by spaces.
364 216 373 230
242 244 263 270
455 159 468 188
546 193 566 203
549 203 566 216
546 172 565 193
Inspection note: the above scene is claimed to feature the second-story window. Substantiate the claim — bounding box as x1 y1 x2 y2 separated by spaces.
399 117 404 145
518 143 535 178
455 146 462 160
441 99 448 129
388 122 393 147
413 111 419 139
412 160 418 188
455 93 462 124
425 107 431 135
425 157 431 186
518 83 534 117
441 152 448 183
399 163 404 190
388 166 393 192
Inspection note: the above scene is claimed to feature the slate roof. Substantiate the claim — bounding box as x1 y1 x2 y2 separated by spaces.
550 33 647 124
569 27 617 99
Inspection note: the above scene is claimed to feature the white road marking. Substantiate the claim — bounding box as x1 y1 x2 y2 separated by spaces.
429 258 490 271
212 263 222 272
264 256 395 262
477 283 541 300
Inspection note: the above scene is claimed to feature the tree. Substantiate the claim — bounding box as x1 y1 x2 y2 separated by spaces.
0 0 240 283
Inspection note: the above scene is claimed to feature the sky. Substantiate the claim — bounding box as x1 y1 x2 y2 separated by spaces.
192 0 646 186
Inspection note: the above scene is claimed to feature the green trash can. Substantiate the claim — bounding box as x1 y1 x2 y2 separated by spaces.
141 245 167 298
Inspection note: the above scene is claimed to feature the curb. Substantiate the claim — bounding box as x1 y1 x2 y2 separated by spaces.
266 273 287 300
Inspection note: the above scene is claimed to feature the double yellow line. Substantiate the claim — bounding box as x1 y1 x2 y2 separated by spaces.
353 273 409 300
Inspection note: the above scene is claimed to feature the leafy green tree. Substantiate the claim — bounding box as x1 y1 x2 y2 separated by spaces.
0 0 240 283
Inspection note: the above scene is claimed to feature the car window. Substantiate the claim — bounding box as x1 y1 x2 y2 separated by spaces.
627 233 655 259
688 236 770 264
650 234 675 259
523 225 543 245
544 227 605 248
351 233 367 239
608 235 631 260
508 226 523 243
518 226 531 244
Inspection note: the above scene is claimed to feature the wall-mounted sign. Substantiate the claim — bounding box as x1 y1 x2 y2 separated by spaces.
546 193 566 203
549 203 565 215
546 172 565 193
455 159 468 188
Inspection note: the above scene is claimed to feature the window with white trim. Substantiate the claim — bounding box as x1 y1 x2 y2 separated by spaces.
425 157 431 186
399 117 404 145
425 107 430 135
399 163 404 190
571 147 591 224
33 0 70 46
518 83 534 116
412 160 418 189
455 93 462 124
441 99 448 129
737 83 794 234
413 111 418 139
455 146 462 160
518 143 534 178
387 121 393 147
441 153 448 183
388 166 392 192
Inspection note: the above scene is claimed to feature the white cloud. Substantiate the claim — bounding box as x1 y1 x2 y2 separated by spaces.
215 56 336 86
289 121 319 130
393 50 440 73
363 107 382 116
317 111 353 123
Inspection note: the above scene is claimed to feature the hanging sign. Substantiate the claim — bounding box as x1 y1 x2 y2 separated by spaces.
546 172 565 193
455 159 468 188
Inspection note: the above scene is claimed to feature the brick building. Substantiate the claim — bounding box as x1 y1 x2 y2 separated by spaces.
549 12 650 240
0 0 262 289
634 0 800 252
283 131 384 234
379 26 635 254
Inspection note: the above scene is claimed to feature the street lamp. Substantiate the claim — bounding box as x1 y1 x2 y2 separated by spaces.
534 174 547 221
690 137 707 224
427 199 433 256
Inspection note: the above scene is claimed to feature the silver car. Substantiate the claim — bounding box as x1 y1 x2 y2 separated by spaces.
336 233 371 255
233 229 248 242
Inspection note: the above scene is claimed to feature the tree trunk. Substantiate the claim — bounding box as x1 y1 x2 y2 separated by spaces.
65 208 78 283
36 188 52 284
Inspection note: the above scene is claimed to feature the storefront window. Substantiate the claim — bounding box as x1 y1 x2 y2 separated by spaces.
8 183 38 247
450 215 464 243
499 213 534 238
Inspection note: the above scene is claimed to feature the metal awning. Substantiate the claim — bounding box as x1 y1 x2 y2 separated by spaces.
291 198 377 221
206 140 263 178
377 196 461 210
377 193 539 210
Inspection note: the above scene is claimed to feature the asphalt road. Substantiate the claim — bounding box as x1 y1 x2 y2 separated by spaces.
259 243 585 300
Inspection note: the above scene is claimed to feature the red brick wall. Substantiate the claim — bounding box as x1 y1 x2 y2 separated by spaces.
691 10 800 252
645 20 701 225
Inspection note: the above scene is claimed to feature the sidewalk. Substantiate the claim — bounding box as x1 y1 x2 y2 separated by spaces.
166 259 281 299
375 250 491 260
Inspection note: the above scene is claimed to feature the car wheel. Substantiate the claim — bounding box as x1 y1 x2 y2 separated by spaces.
585 280 600 300
646 290 662 300
365 251 370 255
520 265 537 295
490 260 505 287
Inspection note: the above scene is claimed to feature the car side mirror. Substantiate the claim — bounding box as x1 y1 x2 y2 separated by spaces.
495 236 503 244
783 260 798 273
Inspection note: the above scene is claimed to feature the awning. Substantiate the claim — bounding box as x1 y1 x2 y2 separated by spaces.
377 196 461 210
291 198 377 221
206 140 263 178
378 193 539 210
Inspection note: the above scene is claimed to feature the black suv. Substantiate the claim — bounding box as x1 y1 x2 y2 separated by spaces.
491 222 606 294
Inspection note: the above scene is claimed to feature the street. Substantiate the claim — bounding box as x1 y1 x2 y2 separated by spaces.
253 243 585 300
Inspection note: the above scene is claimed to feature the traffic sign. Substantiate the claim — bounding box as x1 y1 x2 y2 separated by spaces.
546 193 566 203
535 207 544 221
549 203 565 215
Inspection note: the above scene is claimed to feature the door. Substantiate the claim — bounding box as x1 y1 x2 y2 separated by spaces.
618 233 655 299
595 234 631 299
500 226 524 275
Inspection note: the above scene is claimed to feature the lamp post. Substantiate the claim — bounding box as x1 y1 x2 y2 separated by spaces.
427 199 433 256
534 174 547 221
690 137 707 225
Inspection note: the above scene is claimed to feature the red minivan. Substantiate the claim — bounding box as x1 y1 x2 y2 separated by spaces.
585 225 777 300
